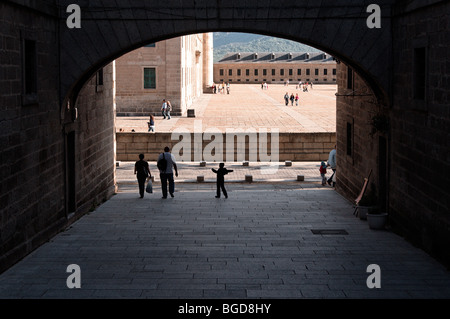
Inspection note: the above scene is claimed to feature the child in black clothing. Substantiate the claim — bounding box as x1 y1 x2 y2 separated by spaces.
212 163 233 198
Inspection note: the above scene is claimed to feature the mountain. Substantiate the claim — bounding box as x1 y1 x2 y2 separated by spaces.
213 32 323 63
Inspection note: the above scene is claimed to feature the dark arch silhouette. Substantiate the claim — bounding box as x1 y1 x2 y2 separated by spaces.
59 1 394 108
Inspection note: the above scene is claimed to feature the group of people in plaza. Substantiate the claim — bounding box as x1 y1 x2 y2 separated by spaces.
147 98 172 132
134 144 337 200
284 92 300 106
135 147 233 200
211 82 231 94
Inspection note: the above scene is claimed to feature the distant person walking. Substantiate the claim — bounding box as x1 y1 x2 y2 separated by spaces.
319 161 327 186
148 114 155 132
284 92 289 106
161 99 168 119
134 154 151 198
212 163 234 198
157 146 178 199
166 100 172 119
290 93 295 106
327 144 337 187
295 93 299 106
226 82 230 94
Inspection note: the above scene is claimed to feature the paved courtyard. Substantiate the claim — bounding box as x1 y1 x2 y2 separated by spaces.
115 84 337 133
1 176 450 299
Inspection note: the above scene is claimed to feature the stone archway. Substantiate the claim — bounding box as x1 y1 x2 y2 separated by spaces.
59 0 395 107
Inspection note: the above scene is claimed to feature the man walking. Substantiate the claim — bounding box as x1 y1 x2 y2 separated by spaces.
327 144 337 187
157 146 178 199
166 100 172 120
161 99 167 119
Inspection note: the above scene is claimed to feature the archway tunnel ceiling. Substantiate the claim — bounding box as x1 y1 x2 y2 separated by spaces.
59 0 395 104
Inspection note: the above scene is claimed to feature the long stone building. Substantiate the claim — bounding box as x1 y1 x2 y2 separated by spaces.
115 34 213 116
1 0 450 273
214 52 337 84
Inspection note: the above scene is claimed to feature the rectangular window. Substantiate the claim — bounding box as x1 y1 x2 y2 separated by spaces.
246 69 250 76
347 66 353 90
280 69 284 76
144 68 156 89
237 69 241 76
263 69 267 76
315 69 319 76
229 69 232 76
272 69 275 76
297 69 301 75
289 69 293 76
24 39 37 95
346 122 353 157
254 69 258 76
324 69 328 75
220 69 224 76
413 47 426 100
333 68 337 75
306 69 310 76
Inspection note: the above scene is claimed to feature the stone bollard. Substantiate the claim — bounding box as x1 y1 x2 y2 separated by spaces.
197 176 204 183
200 161 206 167
243 161 249 166
297 175 305 181
245 175 253 182
187 109 195 117
285 160 292 166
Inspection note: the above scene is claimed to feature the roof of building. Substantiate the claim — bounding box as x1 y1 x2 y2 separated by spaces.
216 52 335 63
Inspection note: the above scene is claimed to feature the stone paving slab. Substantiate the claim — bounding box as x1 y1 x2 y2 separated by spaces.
115 84 337 133
1 182 450 300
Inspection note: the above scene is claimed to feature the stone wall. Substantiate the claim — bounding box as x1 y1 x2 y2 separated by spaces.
0 1 66 273
335 0 450 267
389 0 450 265
335 63 383 202
116 132 336 162
69 62 117 215
0 1 117 273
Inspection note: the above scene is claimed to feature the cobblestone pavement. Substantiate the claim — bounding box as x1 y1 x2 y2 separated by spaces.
1 173 450 299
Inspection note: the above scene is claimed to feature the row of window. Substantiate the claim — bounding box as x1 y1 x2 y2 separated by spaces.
219 68 337 77
218 78 336 83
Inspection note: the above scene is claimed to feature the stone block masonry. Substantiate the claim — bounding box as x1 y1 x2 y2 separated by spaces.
0 1 117 273
0 1 66 273
116 132 336 162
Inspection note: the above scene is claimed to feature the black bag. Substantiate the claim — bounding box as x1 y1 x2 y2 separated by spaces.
157 153 167 171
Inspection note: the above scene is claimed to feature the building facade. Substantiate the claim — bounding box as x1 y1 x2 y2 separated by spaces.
115 34 213 116
214 52 336 84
